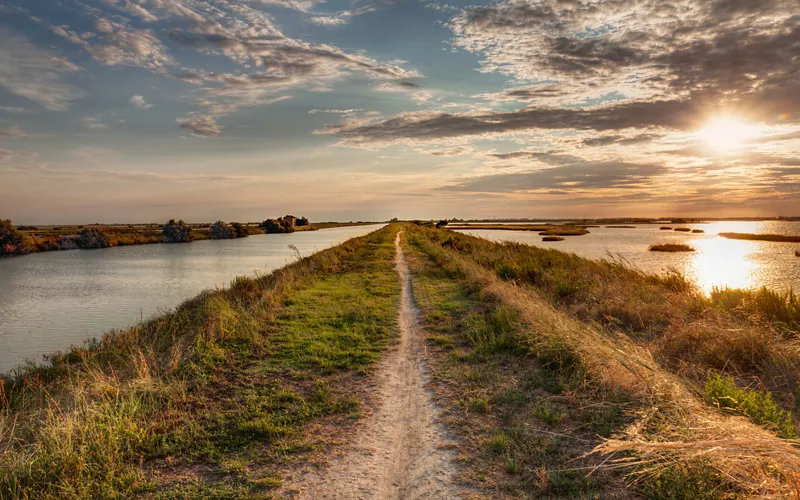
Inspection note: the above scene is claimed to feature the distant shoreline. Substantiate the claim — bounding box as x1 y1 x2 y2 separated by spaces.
1 220 380 257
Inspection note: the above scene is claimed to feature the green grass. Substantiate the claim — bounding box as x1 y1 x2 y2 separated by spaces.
0 225 400 499
705 373 797 438
401 228 630 497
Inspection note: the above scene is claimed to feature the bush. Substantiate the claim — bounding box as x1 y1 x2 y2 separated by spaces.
210 221 235 240
260 219 294 234
296 217 310 227
1 219 31 255
705 373 797 438
162 219 193 243
77 229 110 249
435 220 449 229
230 222 249 238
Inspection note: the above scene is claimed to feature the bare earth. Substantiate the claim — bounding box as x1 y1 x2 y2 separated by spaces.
289 231 459 499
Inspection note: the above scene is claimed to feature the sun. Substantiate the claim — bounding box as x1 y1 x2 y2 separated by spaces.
696 115 762 152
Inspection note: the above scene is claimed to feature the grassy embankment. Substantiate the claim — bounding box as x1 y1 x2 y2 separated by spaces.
0 225 400 498
400 225 800 498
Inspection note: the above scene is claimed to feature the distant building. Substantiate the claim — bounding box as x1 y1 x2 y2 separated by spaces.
282 215 297 227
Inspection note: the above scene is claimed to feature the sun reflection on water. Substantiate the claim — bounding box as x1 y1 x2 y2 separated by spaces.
688 237 759 294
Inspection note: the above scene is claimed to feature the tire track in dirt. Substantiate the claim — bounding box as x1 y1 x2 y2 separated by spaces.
289 231 459 499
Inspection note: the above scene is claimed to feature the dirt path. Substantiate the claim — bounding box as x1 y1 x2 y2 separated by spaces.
289 231 458 499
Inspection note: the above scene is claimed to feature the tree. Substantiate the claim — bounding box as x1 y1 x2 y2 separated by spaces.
260 218 295 234
77 228 110 249
435 220 449 229
296 217 310 227
230 222 249 238
210 220 235 239
0 219 30 255
162 219 193 243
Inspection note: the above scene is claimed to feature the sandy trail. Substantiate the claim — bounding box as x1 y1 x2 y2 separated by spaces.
291 231 458 499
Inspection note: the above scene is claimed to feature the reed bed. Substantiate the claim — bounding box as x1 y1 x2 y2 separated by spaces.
649 243 695 252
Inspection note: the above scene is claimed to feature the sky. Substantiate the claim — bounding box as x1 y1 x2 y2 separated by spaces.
0 0 798 224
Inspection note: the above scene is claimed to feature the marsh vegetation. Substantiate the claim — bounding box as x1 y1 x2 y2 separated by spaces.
649 243 695 252
3 224 799 498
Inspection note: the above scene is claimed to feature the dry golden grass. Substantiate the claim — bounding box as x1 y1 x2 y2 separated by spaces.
407 224 800 496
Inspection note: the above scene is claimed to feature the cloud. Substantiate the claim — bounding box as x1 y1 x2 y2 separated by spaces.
448 0 800 113
130 95 154 109
581 133 665 147
52 19 173 70
374 81 434 104
0 126 28 139
319 99 700 146
0 28 83 111
309 108 364 114
0 106 27 114
81 116 108 129
177 115 221 137
310 0 400 25
439 157 668 193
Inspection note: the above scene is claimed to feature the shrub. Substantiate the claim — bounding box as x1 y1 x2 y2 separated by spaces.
230 222 249 238
162 219 193 243
0 219 31 255
77 228 110 249
296 217 310 227
260 219 294 234
435 220 449 229
210 220 235 240
705 373 797 438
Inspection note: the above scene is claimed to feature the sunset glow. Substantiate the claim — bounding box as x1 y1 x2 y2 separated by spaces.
697 116 762 152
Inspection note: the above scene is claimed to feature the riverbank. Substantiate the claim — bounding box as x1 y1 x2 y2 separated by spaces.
0 220 377 256
2 224 798 498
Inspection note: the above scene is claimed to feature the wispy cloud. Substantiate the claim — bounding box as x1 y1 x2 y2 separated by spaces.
130 95 154 109
0 27 83 111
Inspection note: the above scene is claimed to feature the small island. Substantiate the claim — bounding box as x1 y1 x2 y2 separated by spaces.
649 243 695 252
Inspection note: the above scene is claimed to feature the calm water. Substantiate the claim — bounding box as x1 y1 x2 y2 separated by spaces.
457 221 800 294
0 225 384 373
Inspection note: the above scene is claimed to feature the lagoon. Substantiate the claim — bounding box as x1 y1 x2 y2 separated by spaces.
457 221 800 294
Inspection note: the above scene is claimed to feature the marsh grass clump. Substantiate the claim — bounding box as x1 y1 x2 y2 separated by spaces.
649 243 694 252
606 226 635 228
542 236 564 242
674 227 692 232
692 229 705 233
660 226 672 230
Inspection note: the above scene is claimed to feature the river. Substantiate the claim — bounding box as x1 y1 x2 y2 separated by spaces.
0 225 384 374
